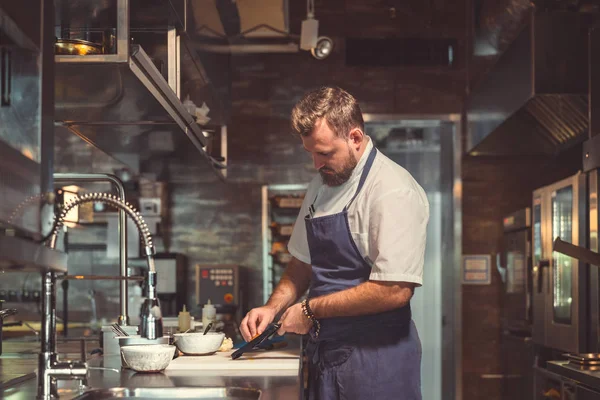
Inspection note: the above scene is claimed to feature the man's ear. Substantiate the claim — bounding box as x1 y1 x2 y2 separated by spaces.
348 128 364 149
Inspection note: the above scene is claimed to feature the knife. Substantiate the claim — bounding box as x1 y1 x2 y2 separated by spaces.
231 322 282 360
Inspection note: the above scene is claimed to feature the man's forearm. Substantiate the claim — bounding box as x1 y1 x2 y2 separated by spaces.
265 257 312 314
309 281 415 319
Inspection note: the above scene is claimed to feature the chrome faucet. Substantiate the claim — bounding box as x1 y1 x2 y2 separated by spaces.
38 192 163 399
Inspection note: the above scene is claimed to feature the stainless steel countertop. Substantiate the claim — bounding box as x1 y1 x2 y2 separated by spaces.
0 340 304 400
547 360 600 390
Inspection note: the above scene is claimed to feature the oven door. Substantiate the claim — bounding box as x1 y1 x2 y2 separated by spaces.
544 173 588 354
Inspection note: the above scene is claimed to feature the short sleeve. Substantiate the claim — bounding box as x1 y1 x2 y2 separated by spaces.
287 185 316 265
368 189 429 286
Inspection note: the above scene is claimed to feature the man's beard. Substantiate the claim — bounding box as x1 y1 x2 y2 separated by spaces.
319 147 358 187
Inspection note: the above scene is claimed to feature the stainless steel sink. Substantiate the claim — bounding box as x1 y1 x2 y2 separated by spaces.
72 387 261 400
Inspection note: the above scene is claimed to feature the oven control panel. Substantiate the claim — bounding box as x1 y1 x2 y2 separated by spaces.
196 265 244 307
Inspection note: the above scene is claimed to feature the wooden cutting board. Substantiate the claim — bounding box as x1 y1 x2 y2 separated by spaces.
166 349 300 372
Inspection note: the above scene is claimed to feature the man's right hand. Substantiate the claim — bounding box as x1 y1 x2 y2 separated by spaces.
239 305 278 342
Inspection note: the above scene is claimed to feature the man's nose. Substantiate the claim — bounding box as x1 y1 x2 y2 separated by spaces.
313 155 325 170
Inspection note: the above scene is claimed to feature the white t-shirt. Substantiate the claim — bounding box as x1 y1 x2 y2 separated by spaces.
287 138 429 286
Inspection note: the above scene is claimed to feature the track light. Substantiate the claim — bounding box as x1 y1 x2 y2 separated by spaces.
310 36 333 60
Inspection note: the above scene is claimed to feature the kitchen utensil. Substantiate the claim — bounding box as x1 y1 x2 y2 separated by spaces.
55 38 103 55
254 336 288 351
564 353 600 366
173 332 225 355
231 322 281 360
120 344 176 372
112 323 129 336
203 322 213 335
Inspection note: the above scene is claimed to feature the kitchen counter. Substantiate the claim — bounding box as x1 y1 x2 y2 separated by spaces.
547 360 600 391
0 338 304 400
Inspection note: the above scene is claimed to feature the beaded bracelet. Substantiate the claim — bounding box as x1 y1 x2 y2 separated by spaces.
301 299 321 338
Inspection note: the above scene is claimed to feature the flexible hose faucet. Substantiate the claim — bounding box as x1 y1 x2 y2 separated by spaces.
48 192 163 339
38 193 163 399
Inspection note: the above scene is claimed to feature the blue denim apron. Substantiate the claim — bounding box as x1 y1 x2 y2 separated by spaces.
304 146 422 400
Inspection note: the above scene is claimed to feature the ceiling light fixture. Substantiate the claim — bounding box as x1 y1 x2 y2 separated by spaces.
311 36 333 60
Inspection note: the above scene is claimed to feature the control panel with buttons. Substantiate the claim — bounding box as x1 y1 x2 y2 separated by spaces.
195 265 247 310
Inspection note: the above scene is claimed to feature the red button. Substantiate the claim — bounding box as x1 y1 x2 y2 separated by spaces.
224 293 234 303
221 280 227 286
202 270 209 278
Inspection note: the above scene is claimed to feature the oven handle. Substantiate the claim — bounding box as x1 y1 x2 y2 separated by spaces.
554 236 600 266
535 259 550 294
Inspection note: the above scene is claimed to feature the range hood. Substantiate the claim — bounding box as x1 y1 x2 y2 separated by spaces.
467 11 594 157
54 0 227 179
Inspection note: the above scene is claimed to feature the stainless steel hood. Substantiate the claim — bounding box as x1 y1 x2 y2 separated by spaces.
467 12 595 157
54 0 227 179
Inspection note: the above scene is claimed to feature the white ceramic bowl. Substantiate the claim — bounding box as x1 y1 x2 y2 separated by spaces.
120 344 176 372
173 332 225 355
117 335 171 347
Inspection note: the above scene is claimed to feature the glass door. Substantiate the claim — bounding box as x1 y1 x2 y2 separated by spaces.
543 172 586 354
532 195 547 346
551 186 574 325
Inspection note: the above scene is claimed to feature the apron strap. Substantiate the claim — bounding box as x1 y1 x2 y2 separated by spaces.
305 144 378 218
344 145 377 211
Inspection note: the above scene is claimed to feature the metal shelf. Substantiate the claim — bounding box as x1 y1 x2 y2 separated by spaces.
261 184 307 303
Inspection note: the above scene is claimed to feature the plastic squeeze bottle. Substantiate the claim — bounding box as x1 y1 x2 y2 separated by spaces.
202 299 216 331
178 305 191 333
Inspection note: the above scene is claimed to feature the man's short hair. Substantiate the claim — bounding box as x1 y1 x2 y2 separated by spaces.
290 86 364 138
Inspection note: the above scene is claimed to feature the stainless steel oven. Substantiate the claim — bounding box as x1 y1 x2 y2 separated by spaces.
532 172 589 354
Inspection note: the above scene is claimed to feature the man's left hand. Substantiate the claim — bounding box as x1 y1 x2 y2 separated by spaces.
277 302 312 336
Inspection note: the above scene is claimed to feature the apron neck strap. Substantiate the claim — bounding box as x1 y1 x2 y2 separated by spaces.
306 145 378 218
344 145 377 211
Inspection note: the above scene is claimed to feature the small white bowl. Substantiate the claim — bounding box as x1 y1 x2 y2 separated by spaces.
120 344 176 372
173 332 225 355
117 335 170 347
